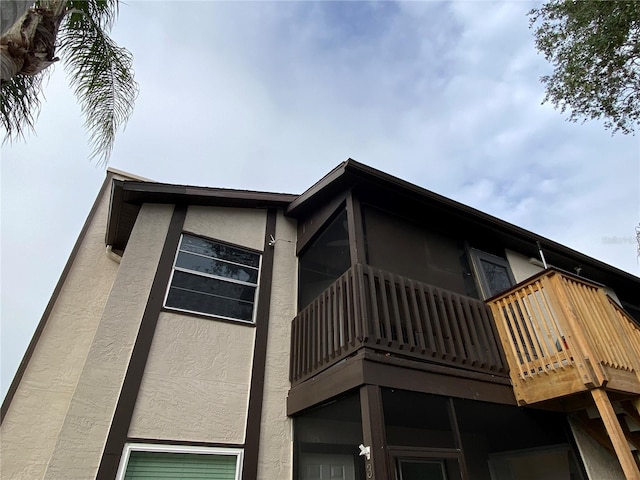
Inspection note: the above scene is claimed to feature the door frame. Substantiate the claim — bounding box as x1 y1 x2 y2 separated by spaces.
388 447 465 480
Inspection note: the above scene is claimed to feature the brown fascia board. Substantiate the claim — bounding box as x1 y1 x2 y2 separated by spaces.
106 179 298 254
286 159 640 290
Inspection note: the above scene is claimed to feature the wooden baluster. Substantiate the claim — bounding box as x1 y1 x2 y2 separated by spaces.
397 275 415 350
452 294 474 365
416 282 437 356
519 288 551 374
474 301 500 371
498 297 529 381
461 297 484 368
387 272 403 348
366 265 381 342
427 284 448 360
290 316 297 382
546 272 606 388
407 279 426 354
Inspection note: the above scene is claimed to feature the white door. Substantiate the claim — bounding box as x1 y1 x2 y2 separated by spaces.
300 453 356 480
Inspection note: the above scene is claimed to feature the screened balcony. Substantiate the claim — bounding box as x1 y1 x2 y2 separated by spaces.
289 264 509 386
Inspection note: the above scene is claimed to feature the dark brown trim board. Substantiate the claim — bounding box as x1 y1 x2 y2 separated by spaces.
295 192 348 256
287 352 367 416
346 192 367 265
96 204 187 480
1 173 115 424
287 349 516 416
127 438 245 450
360 385 390 480
242 209 278 480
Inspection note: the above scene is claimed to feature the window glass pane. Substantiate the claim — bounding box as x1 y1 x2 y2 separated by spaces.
125 451 237 480
176 252 259 283
171 271 256 302
181 235 260 268
167 287 254 321
480 259 512 297
398 460 446 480
165 234 261 322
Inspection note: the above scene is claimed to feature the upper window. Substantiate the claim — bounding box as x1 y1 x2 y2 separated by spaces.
470 249 516 299
116 443 243 480
165 234 261 323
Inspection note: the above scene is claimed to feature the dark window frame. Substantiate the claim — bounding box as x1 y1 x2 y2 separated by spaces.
164 233 262 324
469 249 516 299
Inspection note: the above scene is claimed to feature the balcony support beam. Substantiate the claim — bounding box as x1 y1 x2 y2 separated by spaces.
591 388 640 480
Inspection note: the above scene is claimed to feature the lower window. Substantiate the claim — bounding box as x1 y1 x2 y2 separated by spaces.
116 443 243 480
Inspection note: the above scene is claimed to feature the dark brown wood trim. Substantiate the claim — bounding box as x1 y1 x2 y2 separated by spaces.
96 204 187 480
361 350 511 386
1 173 115 424
360 385 390 480
447 398 469 479
346 192 367 265
296 192 348 256
287 345 516 416
361 355 516 405
126 438 244 449
287 351 367 415
242 209 278 480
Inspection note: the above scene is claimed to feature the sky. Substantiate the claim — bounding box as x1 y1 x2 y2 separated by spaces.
1 0 639 399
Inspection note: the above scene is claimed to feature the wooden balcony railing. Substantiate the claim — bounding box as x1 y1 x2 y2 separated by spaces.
487 268 640 406
290 264 508 385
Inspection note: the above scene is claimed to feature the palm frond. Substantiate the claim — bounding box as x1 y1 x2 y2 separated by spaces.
59 2 137 164
0 71 46 141
65 0 117 31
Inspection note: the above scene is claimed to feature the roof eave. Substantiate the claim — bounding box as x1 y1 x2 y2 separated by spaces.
106 179 298 254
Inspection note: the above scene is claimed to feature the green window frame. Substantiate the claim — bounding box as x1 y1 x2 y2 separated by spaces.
165 233 261 323
116 443 243 480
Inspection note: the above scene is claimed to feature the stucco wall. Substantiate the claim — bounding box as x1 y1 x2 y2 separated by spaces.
505 249 544 283
257 212 297 479
42 203 174 480
128 206 268 446
570 417 625 480
128 311 255 443
1 176 120 480
183 205 266 251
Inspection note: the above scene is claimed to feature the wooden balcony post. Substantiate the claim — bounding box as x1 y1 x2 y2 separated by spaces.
591 388 640 480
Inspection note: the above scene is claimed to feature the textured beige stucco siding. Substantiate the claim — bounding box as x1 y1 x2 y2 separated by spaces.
42 203 174 480
128 206 268 445
128 311 255 443
570 418 625 480
0 178 120 480
505 249 543 283
183 205 266 251
257 212 297 479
